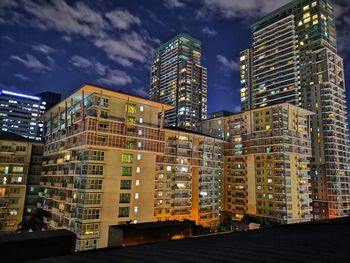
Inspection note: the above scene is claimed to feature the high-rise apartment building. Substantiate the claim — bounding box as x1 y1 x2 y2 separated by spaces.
40 84 222 251
201 103 313 224
150 33 207 131
0 90 46 140
0 131 43 232
240 0 350 219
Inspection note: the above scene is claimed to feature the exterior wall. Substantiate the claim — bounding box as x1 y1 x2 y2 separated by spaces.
0 140 31 231
150 33 208 131
41 85 222 251
200 103 313 224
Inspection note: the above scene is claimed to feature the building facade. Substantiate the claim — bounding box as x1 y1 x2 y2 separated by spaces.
150 33 207 131
201 103 313 224
0 132 43 232
0 90 46 141
240 0 350 219
36 91 62 110
40 84 222 251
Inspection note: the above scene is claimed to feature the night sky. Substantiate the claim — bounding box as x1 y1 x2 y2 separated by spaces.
0 0 349 114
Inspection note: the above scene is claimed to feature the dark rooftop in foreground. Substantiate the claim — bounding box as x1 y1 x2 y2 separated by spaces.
30 217 350 263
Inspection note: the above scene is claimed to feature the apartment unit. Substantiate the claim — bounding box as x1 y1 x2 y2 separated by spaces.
0 90 46 140
40 84 222 251
240 0 350 219
201 103 313 224
150 33 208 130
0 131 43 232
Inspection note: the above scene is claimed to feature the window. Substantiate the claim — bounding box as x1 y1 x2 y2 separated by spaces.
136 167 140 173
121 167 132 176
120 180 131 189
137 154 141 160
127 117 136 125
121 154 133 163
138 129 143 136
134 206 138 213
118 207 130 217
15 146 26 152
135 193 139 199
101 97 109 108
119 193 131 203
127 104 136 114
166 166 172 171
139 118 143 124
12 166 24 173
135 180 140 186
139 106 144 112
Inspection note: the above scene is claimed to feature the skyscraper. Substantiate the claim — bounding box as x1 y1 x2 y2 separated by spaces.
36 91 61 110
0 90 46 140
150 33 207 131
240 0 350 219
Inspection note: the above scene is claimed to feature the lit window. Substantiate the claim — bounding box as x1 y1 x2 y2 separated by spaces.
136 180 140 186
134 206 138 213
312 1 317 7
137 142 142 148
303 12 310 19
137 154 141 160
139 118 143 124
127 104 136 114
240 55 246 61
121 154 133 163
135 193 139 199
303 5 309 11
139 106 144 112
166 166 172 171
136 167 140 173
138 130 143 136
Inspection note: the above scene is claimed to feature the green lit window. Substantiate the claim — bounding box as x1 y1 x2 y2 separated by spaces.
101 97 109 108
121 167 132 176
127 104 136 114
266 147 272 153
127 117 136 125
121 154 133 163
12 166 24 173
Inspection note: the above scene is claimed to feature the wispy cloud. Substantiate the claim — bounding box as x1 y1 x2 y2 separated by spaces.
106 9 140 30
14 73 28 81
216 54 240 76
10 53 54 72
69 55 132 86
32 44 55 54
163 0 186 9
201 26 217 37
131 87 148 97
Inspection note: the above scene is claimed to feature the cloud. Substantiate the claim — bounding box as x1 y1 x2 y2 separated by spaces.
69 55 132 87
14 73 28 81
32 44 55 54
216 54 240 75
233 105 241 112
197 0 290 20
0 1 157 68
10 53 53 71
201 26 217 36
163 0 186 9
106 9 140 30
131 87 148 98
1 35 14 42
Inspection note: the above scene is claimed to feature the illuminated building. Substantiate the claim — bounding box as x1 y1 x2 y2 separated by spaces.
0 90 46 140
0 131 43 231
201 103 313 224
40 84 222 250
150 33 207 131
240 0 350 219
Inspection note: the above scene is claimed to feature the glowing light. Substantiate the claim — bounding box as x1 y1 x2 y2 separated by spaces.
1 90 40 100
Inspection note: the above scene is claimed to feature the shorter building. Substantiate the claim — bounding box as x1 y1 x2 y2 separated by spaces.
0 131 43 232
0 90 46 140
40 84 223 251
200 103 313 224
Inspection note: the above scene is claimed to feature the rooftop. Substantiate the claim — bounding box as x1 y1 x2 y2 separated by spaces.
31 217 350 262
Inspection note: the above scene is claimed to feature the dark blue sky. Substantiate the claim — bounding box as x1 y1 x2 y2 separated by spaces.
0 0 349 114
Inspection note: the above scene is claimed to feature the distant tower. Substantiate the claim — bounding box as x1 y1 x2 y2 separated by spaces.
150 33 207 130
36 91 61 110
